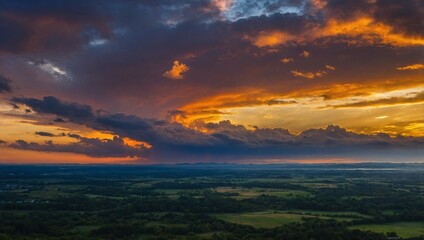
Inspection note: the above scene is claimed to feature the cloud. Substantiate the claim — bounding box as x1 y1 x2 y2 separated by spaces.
28 59 71 80
291 70 327 79
10 96 424 161
212 0 234 12
163 60 190 79
396 64 424 71
12 96 94 123
247 30 296 47
35 131 57 137
325 65 336 70
281 57 294 63
0 75 12 93
300 50 310 58
0 139 6 144
330 91 424 108
11 135 147 158
291 64 335 79
0 0 423 162
53 117 65 123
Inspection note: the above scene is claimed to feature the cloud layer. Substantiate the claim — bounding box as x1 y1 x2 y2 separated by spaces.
9 96 424 162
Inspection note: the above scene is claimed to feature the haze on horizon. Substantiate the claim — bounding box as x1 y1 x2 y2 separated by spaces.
0 0 423 164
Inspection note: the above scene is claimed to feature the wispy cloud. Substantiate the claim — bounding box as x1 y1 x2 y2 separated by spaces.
396 64 424 71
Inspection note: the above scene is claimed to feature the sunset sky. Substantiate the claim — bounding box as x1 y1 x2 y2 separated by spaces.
0 0 423 163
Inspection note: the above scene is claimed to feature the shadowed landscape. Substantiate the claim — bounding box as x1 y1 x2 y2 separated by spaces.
0 163 423 239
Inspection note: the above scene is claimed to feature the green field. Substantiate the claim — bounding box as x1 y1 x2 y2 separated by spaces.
214 187 311 199
216 211 355 228
350 222 424 238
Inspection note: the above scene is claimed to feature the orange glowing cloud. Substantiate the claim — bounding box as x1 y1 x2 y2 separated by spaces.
291 70 326 79
163 60 190 79
396 64 424 71
212 0 234 11
247 16 424 48
319 17 424 47
123 137 152 149
247 31 296 47
281 58 294 63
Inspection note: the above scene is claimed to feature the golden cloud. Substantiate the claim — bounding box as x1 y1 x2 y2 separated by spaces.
247 16 424 48
247 31 296 47
163 60 190 79
329 91 424 108
291 70 327 79
396 64 424 71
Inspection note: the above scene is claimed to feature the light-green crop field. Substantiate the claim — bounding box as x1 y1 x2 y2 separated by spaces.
349 222 424 238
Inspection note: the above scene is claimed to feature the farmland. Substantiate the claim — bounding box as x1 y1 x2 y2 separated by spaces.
0 163 423 239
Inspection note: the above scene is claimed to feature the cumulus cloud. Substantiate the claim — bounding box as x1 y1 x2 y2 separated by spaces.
396 64 424 71
163 60 190 79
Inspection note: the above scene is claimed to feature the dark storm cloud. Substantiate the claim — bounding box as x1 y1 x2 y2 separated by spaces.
0 0 224 54
10 96 424 161
11 135 147 158
12 96 94 123
53 117 65 123
372 0 423 36
0 75 12 93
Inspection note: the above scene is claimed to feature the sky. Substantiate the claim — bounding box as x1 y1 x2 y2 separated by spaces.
0 0 423 164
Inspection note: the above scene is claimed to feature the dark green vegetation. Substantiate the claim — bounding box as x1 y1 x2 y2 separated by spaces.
0 163 423 240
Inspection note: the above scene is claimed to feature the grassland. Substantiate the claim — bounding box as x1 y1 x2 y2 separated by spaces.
349 222 424 238
215 211 357 228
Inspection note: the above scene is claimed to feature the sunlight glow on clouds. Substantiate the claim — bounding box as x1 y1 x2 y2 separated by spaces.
163 61 190 80
246 17 424 48
396 64 424 71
